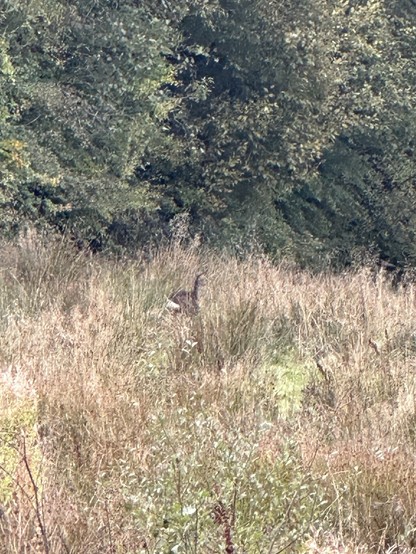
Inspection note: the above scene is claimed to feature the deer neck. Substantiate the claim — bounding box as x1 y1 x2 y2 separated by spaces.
192 279 201 300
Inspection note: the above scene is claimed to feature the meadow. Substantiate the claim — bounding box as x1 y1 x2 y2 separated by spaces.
1 230 416 553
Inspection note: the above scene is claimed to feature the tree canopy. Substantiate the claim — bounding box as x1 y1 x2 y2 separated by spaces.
1 0 416 267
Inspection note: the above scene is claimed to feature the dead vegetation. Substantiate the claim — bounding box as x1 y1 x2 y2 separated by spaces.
0 230 416 553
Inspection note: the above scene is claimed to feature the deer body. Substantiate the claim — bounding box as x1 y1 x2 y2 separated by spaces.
167 273 206 315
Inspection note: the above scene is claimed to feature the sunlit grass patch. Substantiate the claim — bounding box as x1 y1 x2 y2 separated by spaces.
0 365 39 499
260 354 313 416
0 365 43 550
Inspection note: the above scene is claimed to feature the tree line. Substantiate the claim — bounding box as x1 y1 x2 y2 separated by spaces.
1 0 416 269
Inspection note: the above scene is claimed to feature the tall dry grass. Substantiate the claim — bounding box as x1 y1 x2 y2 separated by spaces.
0 230 416 553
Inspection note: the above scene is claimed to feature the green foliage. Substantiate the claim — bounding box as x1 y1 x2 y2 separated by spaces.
147 0 416 266
0 0 184 246
1 0 416 266
0 376 39 505
120 407 326 552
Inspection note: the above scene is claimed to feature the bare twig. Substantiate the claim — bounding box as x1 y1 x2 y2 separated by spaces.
21 434 50 554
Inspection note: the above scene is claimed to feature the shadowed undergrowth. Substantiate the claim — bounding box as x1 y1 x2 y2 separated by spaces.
0 231 416 553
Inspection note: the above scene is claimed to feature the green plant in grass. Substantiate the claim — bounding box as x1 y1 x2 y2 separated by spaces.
0 370 44 552
0 375 39 504
259 354 312 417
117 405 328 553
